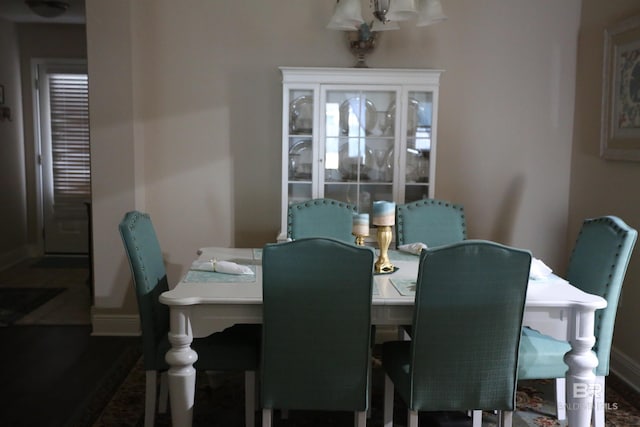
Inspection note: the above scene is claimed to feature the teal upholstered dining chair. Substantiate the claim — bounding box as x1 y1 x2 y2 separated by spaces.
287 198 357 243
261 237 374 427
395 198 466 248
395 198 468 339
119 211 260 427
517 215 637 427
382 240 532 427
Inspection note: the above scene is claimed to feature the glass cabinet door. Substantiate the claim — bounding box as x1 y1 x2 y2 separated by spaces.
322 89 396 216
403 90 433 202
286 88 315 204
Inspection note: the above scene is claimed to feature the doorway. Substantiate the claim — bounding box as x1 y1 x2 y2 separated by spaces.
33 59 90 254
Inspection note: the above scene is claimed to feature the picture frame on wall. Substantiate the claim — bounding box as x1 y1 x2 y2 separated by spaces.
601 14 640 161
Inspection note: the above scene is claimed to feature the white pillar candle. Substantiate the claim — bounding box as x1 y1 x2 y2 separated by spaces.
372 201 396 226
352 213 370 236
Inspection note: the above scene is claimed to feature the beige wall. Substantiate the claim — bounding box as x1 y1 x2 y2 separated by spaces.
570 0 640 384
86 0 138 318
435 1 579 261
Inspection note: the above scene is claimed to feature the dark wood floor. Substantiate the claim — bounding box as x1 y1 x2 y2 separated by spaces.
0 259 141 427
0 324 140 427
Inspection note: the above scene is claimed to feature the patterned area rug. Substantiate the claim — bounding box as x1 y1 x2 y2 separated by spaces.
0 287 65 326
92 356 640 427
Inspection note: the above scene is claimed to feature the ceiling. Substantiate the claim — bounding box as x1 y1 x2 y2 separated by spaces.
0 0 85 24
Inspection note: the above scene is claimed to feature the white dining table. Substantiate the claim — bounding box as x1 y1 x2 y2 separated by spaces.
160 247 606 427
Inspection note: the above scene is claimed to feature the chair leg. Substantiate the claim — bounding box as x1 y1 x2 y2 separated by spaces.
144 371 157 427
262 408 272 427
158 371 168 413
383 374 394 427
471 409 482 427
367 371 372 419
245 371 256 427
408 409 419 427
355 410 366 427
593 375 605 427
555 377 566 420
497 410 513 427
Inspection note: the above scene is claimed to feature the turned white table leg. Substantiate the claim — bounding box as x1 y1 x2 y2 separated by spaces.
165 307 198 427
564 308 599 427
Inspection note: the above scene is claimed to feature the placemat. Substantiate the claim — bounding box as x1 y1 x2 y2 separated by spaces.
389 278 416 296
182 266 256 283
388 250 420 262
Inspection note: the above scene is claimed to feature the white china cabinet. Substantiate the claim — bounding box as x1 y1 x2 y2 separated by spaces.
279 67 442 239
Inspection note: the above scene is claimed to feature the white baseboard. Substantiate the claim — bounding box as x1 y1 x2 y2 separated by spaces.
90 312 141 336
610 346 640 393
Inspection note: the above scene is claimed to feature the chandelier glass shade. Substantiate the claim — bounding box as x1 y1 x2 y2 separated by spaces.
327 0 447 67
385 0 418 22
326 0 365 30
327 0 447 32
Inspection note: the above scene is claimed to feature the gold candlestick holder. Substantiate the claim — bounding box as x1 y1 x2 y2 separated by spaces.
375 225 395 273
353 233 366 246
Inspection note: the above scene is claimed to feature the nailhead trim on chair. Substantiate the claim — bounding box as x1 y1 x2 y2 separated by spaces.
395 199 466 246
287 198 356 239
569 217 626 354
127 211 154 293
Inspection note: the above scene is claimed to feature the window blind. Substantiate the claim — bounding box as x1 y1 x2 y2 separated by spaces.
49 73 90 218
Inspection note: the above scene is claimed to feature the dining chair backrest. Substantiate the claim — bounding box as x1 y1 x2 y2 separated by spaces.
395 198 466 247
119 210 169 371
565 216 637 376
261 237 374 412
287 198 356 243
409 240 531 412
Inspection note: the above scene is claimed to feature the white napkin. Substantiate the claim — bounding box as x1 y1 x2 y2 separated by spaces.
398 242 428 255
530 257 553 280
190 259 253 275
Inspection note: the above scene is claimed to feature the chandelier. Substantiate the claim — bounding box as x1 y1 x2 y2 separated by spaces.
327 0 447 67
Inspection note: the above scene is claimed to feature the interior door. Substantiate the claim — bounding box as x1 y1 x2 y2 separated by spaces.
36 61 90 254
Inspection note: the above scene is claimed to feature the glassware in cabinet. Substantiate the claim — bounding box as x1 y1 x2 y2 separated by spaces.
322 89 396 214
403 91 433 202
288 89 314 136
